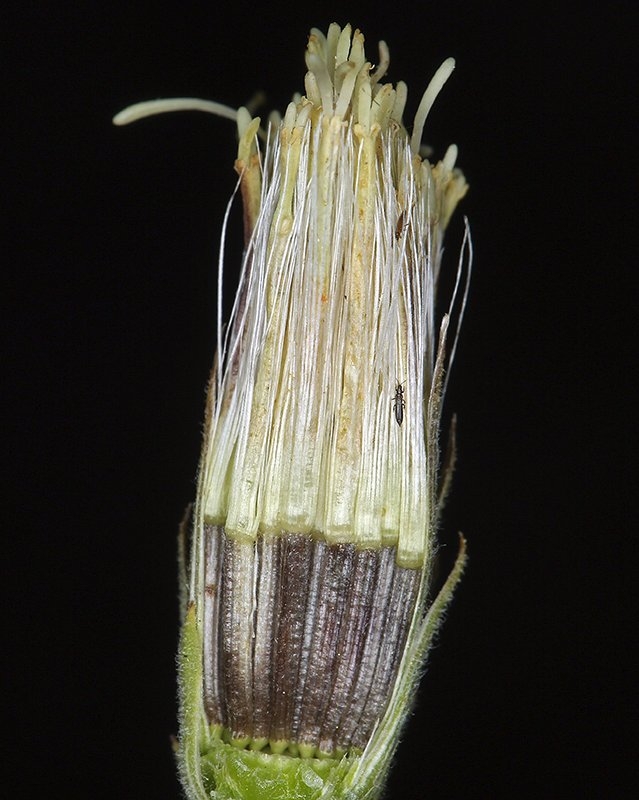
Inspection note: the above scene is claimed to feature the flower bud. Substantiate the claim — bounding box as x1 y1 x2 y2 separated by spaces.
117 22 469 800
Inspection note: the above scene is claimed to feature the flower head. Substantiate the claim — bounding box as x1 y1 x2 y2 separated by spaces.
117 22 469 800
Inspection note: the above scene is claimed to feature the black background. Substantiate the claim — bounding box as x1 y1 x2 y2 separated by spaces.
5 2 636 798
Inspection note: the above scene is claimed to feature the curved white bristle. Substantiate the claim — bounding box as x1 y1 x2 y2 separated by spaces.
370 40 390 84
410 58 455 154
112 97 238 126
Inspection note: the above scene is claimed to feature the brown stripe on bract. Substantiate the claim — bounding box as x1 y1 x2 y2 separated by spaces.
270 534 314 744
349 565 420 751
331 546 396 749
200 528 421 755
296 542 356 751
289 537 328 744
318 547 379 754
220 536 255 741
203 524 224 725
251 534 281 741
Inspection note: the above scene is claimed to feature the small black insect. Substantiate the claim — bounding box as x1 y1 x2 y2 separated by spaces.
393 381 405 426
395 210 406 240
